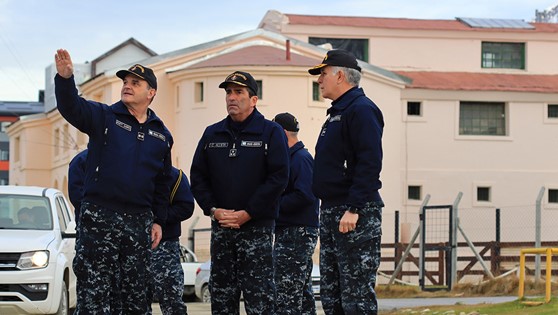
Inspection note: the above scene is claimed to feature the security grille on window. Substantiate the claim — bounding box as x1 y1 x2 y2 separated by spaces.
459 101 506 136
548 104 558 118
481 42 525 69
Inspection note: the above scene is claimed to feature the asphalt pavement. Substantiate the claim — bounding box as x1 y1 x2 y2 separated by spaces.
152 296 518 314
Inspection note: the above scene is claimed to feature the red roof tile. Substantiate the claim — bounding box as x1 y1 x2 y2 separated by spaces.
284 14 558 33
395 71 558 93
187 45 319 69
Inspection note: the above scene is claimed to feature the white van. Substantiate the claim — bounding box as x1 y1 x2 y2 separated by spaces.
0 186 77 315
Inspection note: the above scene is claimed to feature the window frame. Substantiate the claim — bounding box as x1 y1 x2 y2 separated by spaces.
481 42 525 70
459 101 507 136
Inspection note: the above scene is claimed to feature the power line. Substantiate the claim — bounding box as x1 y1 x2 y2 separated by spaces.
0 33 40 99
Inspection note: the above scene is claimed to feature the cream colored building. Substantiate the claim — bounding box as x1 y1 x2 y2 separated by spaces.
8 11 558 257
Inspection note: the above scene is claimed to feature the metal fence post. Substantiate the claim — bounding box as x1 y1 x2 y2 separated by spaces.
450 192 462 289
395 210 400 271
535 186 545 283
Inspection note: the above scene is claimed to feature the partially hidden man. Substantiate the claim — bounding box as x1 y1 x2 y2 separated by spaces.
272 112 319 315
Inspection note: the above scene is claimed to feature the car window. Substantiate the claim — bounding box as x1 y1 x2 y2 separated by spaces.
0 194 52 230
55 196 68 230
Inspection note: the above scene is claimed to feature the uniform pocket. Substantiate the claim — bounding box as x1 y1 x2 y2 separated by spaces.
334 206 382 251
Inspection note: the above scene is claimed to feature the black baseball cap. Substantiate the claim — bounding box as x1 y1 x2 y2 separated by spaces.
219 71 258 95
308 49 362 75
273 112 299 132
116 64 157 89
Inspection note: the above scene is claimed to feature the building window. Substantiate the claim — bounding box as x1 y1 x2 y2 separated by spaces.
548 104 558 118
481 42 525 69
407 101 422 116
176 85 180 109
194 82 203 103
0 122 11 132
477 187 491 202
312 82 323 101
63 124 70 153
459 102 506 136
408 185 421 200
309 37 369 62
256 80 263 100
54 128 60 156
0 149 8 161
549 189 558 204
13 136 20 162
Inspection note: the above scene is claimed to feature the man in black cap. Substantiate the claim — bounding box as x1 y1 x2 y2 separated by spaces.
190 71 290 314
309 49 385 314
272 112 319 315
55 49 173 314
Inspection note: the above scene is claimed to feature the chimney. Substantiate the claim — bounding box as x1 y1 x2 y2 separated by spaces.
286 40 291 61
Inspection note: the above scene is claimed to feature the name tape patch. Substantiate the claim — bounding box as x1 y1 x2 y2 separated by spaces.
241 141 262 147
329 115 342 122
208 142 229 148
116 120 132 131
148 130 166 142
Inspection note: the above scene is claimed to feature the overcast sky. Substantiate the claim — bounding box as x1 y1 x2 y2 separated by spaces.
0 0 555 101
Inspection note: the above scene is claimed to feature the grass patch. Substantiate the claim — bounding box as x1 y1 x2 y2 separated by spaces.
377 276 558 299
380 298 558 315
377 276 558 314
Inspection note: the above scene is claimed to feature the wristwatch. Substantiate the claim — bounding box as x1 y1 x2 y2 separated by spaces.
210 207 217 221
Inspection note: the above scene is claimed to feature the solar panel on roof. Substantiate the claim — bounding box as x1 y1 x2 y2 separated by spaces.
457 17 535 29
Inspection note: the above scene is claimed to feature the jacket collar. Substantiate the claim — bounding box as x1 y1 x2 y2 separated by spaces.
327 86 364 115
112 101 163 125
289 141 305 156
215 108 266 135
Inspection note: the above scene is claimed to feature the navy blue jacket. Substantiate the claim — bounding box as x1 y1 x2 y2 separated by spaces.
68 150 194 241
276 141 319 228
68 149 87 221
313 87 384 209
190 109 290 229
162 167 195 242
56 74 173 225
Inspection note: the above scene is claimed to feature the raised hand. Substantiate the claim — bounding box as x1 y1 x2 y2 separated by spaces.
55 49 74 79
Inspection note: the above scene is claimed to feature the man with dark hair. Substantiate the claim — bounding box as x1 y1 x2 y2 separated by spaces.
190 71 289 314
309 49 385 315
272 112 319 315
55 49 173 314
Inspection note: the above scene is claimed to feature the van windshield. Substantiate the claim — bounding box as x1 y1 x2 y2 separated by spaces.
0 195 52 230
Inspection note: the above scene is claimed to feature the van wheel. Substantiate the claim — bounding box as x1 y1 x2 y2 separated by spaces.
53 280 69 315
201 284 211 303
